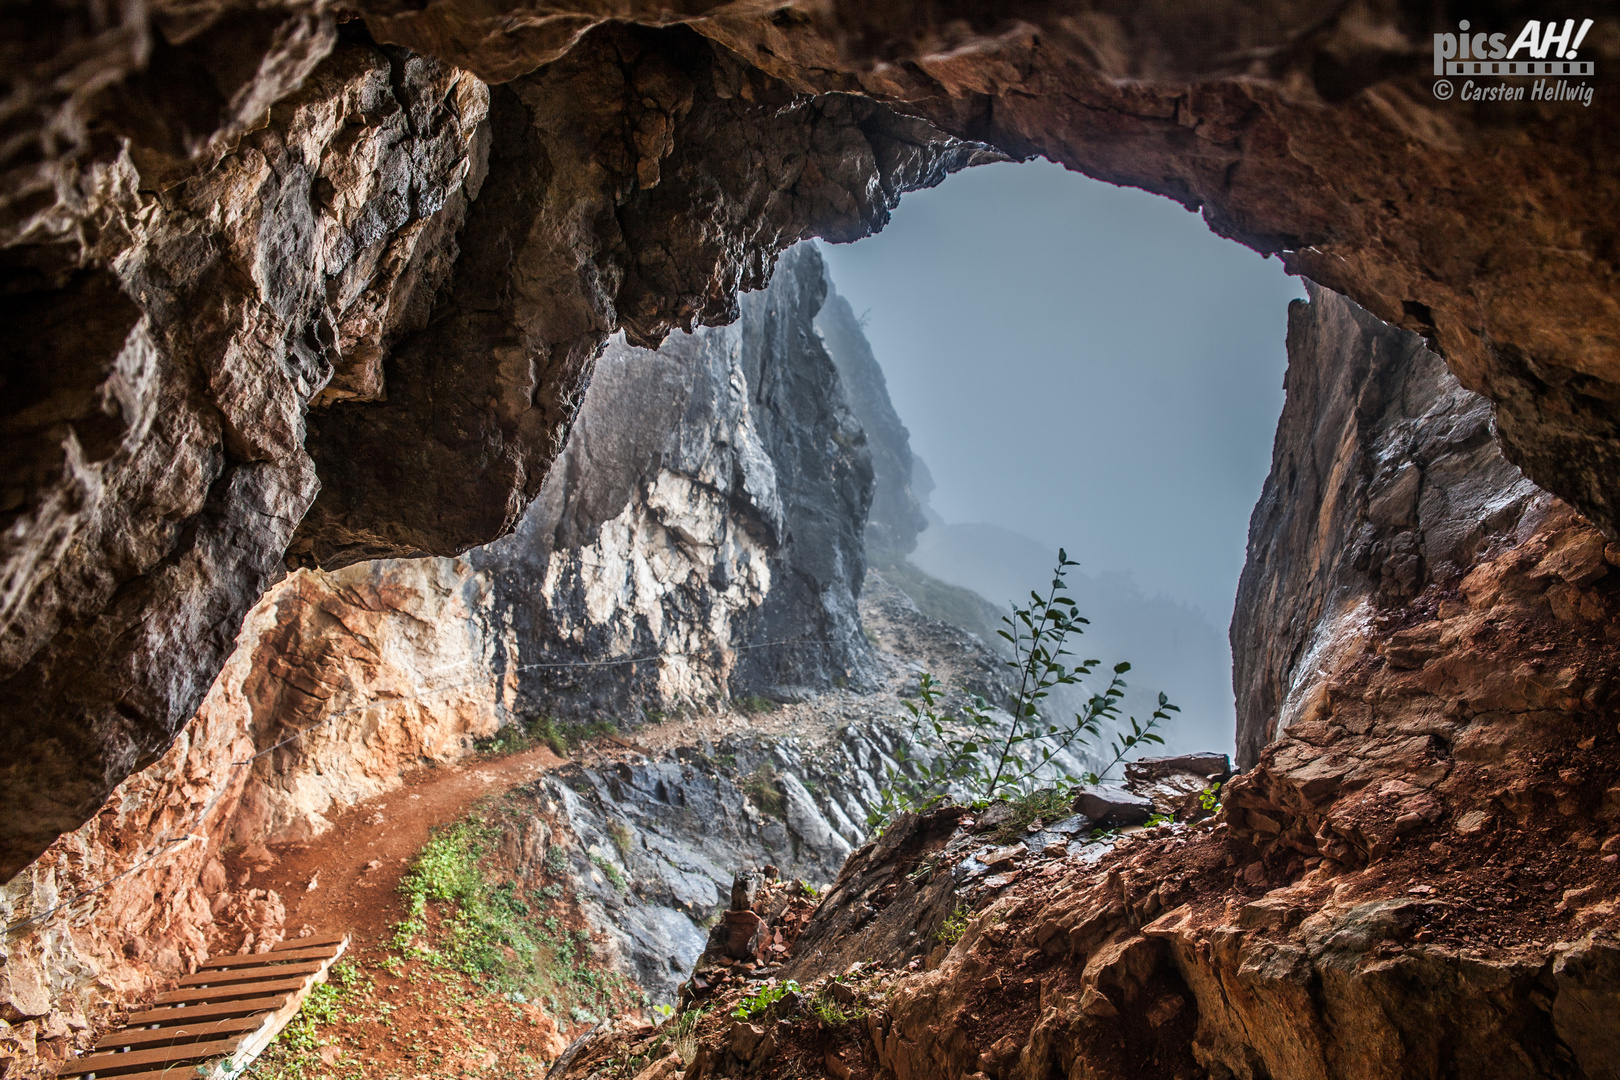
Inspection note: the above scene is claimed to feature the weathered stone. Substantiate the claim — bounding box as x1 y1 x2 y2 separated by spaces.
1071 784 1154 827
1125 753 1232 783
8 2 1620 881
1232 286 1547 767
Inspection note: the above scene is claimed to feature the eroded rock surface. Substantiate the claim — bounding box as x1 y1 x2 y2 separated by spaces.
484 243 881 713
0 19 991 876
1232 285 1550 768
7 1 1620 880
553 247 1620 1080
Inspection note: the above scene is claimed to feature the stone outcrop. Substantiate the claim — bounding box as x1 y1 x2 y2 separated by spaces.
815 269 928 562
0 246 918 1070
553 270 1620 1080
0 20 992 877
480 241 878 716
0 556 506 1074
7 0 1620 880
0 37 491 880
1232 285 1549 768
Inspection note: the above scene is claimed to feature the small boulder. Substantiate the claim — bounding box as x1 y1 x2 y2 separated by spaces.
1124 753 1232 784
731 872 759 911
1071 784 1154 826
722 910 767 959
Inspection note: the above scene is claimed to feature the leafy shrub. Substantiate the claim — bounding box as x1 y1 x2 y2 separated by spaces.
392 813 622 1013
731 981 800 1020
935 906 971 947
869 550 1176 827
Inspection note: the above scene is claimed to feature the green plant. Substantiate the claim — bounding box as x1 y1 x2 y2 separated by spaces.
735 694 778 715
592 853 627 891
990 787 1072 843
1199 781 1224 812
249 961 371 1078
935 905 971 947
670 1007 705 1063
544 844 570 876
731 981 800 1020
475 714 571 758
609 822 635 859
742 763 787 819
868 550 1177 828
537 716 570 757
391 812 625 1015
810 994 850 1025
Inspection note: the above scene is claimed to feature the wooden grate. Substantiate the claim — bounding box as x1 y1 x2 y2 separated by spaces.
61 933 348 1079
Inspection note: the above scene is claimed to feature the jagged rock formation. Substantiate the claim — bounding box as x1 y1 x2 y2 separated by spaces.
0 20 992 878
481 241 877 715
815 269 927 563
1232 285 1549 768
0 556 508 1074
0 246 910 1069
6 0 1620 880
554 273 1620 1080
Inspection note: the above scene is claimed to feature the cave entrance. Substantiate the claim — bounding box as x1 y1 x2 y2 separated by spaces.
820 158 1305 758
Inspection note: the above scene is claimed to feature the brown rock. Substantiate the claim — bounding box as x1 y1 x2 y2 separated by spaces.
722 910 767 960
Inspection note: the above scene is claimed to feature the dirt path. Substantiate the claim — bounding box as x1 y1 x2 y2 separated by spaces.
229 744 566 952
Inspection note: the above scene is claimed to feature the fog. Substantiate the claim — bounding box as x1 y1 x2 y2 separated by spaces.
820 160 1306 755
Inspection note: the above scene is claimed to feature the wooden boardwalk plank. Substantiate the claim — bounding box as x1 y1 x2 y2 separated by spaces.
177 960 324 987
126 995 291 1026
271 932 346 951
95 1014 265 1050
71 931 349 1080
57 1035 246 1077
196 934 349 1079
153 978 311 1006
198 946 342 970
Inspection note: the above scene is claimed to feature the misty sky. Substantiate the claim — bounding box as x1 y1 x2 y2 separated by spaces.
819 159 1306 627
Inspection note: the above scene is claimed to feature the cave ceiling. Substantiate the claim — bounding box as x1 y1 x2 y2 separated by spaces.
1 0 1616 879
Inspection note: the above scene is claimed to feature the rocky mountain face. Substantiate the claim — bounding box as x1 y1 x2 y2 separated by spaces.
7 4 1620 1076
6 1 1620 880
1231 284 1551 769
551 281 1620 1080
0 244 929 1071
478 241 878 717
814 272 928 563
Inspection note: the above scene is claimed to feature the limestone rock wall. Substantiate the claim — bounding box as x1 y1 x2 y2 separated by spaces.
484 241 879 716
1232 285 1550 768
550 281 1620 1080
0 556 507 1074
0 244 890 1070
0 36 492 880
0 19 991 877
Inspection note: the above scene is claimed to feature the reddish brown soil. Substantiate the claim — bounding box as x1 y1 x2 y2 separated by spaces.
226 744 564 946
211 744 608 1079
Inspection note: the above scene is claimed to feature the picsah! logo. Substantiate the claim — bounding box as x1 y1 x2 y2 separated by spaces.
1432 18 1597 105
